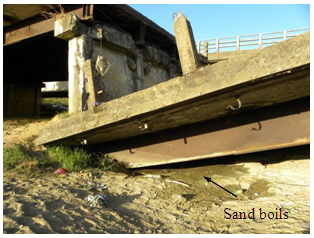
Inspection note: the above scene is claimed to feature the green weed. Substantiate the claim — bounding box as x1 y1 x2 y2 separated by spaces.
3 146 44 178
95 154 130 173
98 157 116 171
3 145 122 178
46 146 92 172
3 146 32 170
41 97 68 106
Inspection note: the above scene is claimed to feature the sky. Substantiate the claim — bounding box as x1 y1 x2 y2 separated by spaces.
128 4 310 41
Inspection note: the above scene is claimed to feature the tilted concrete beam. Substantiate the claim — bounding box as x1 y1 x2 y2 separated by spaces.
35 32 310 146
173 12 200 75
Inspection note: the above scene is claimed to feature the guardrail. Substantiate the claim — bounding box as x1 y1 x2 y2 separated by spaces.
196 28 310 56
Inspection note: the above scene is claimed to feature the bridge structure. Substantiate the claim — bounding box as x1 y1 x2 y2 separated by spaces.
41 27 310 97
3 4 181 117
35 25 310 168
3 6 309 168
196 28 310 63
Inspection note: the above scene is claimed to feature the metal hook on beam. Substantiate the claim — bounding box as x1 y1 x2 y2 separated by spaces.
172 12 177 21
226 97 242 110
139 121 148 131
81 138 87 145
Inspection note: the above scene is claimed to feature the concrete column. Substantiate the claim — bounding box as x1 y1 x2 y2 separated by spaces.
55 14 138 113
173 12 200 75
68 35 88 113
133 52 144 91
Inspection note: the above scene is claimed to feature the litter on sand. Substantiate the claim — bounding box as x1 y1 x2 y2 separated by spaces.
165 179 190 187
143 174 162 179
84 195 108 207
143 174 189 187
54 168 66 175
84 182 108 192
97 184 108 192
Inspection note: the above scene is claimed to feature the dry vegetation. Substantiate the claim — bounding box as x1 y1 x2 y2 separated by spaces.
41 4 65 20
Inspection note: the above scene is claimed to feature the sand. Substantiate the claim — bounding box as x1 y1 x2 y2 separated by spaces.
2 119 310 234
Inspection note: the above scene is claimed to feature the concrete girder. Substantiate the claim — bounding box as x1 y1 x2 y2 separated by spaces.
55 14 136 52
4 5 93 45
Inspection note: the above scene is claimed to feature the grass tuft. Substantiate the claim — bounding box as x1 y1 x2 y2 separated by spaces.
3 145 125 178
3 146 44 178
3 146 32 170
46 146 92 172
41 97 68 107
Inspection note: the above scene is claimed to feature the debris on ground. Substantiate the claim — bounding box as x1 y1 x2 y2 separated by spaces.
84 195 108 207
83 181 108 192
54 168 66 175
143 174 189 187
165 179 189 187
143 174 162 179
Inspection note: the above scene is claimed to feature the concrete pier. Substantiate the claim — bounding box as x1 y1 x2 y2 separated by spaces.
4 5 182 118
54 13 181 114
68 36 88 113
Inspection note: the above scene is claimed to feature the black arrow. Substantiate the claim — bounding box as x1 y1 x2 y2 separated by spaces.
204 177 237 197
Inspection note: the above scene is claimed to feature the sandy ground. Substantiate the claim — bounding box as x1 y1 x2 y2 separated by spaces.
3 118 50 148
2 119 310 234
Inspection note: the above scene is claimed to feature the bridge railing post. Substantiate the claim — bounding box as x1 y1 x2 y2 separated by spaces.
283 30 287 40
216 38 219 53
259 33 262 49
237 36 240 53
204 41 208 57
196 28 309 57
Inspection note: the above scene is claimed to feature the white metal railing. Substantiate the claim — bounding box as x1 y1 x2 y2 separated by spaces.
196 28 310 56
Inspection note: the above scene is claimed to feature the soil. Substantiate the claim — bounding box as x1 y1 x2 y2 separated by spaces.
2 118 310 234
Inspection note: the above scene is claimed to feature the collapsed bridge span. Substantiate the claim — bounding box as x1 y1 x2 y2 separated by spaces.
35 30 310 167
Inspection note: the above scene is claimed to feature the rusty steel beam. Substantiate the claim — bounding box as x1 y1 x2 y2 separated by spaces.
101 98 310 168
3 4 94 45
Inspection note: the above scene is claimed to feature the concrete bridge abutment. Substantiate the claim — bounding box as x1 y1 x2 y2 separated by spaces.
55 13 181 114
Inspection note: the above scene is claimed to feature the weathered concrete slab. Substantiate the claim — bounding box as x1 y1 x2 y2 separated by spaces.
103 98 309 168
207 49 257 63
173 12 200 74
35 32 310 146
